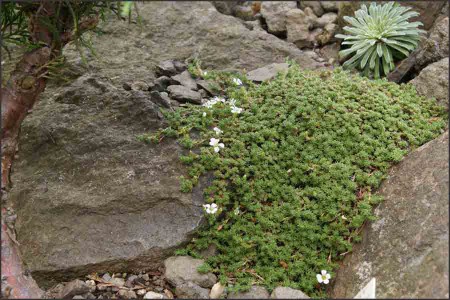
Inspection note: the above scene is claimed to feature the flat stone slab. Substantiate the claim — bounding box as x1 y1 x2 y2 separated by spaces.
246 63 289 82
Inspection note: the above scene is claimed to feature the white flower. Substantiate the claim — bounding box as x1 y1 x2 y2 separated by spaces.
203 112 207 117
203 203 218 214
209 138 225 153
203 101 213 108
213 127 223 135
316 270 331 284
230 106 243 114
214 96 226 103
232 78 243 86
203 71 208 76
228 98 236 106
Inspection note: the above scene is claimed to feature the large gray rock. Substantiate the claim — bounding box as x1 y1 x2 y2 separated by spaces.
9 74 207 288
229 286 270 299
164 256 217 288
411 57 449 110
260 1 297 35
331 131 449 298
61 1 323 84
270 287 309 299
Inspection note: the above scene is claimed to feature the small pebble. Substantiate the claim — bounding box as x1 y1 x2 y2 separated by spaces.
143 291 165 299
137 289 147 296
142 274 150 281
72 296 84 300
102 273 112 282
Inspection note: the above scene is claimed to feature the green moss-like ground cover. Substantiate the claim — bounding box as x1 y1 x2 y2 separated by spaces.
139 64 446 297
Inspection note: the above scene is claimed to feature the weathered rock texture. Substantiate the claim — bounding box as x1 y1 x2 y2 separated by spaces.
399 1 447 30
260 1 297 35
9 74 207 288
388 16 448 83
411 57 449 110
331 131 449 298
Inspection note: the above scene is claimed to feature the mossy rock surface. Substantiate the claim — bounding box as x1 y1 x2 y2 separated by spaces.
146 64 447 297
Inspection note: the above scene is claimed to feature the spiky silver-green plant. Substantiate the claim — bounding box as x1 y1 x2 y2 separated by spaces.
336 2 425 79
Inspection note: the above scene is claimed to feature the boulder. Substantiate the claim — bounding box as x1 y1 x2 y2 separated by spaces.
411 57 449 110
313 12 338 28
285 9 314 46
228 286 270 299
270 287 309 299
175 282 210 299
167 85 202 104
260 1 297 35
156 60 178 77
331 131 449 298
320 1 339 12
299 1 324 17
9 74 207 287
415 17 449 71
246 63 289 82
171 70 198 91
164 256 217 288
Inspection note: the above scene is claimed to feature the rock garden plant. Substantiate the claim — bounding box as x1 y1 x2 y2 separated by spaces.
139 61 446 298
337 2 425 78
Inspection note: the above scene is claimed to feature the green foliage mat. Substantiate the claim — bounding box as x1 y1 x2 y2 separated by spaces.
139 65 446 297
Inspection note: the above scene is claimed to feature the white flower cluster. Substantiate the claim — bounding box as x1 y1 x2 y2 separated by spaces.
209 138 224 153
203 96 226 108
203 203 218 214
202 96 243 114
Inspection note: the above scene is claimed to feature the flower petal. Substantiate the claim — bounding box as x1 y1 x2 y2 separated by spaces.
321 270 327 275
323 279 329 284
326 274 331 280
214 147 220 153
218 143 224 148
316 274 323 283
